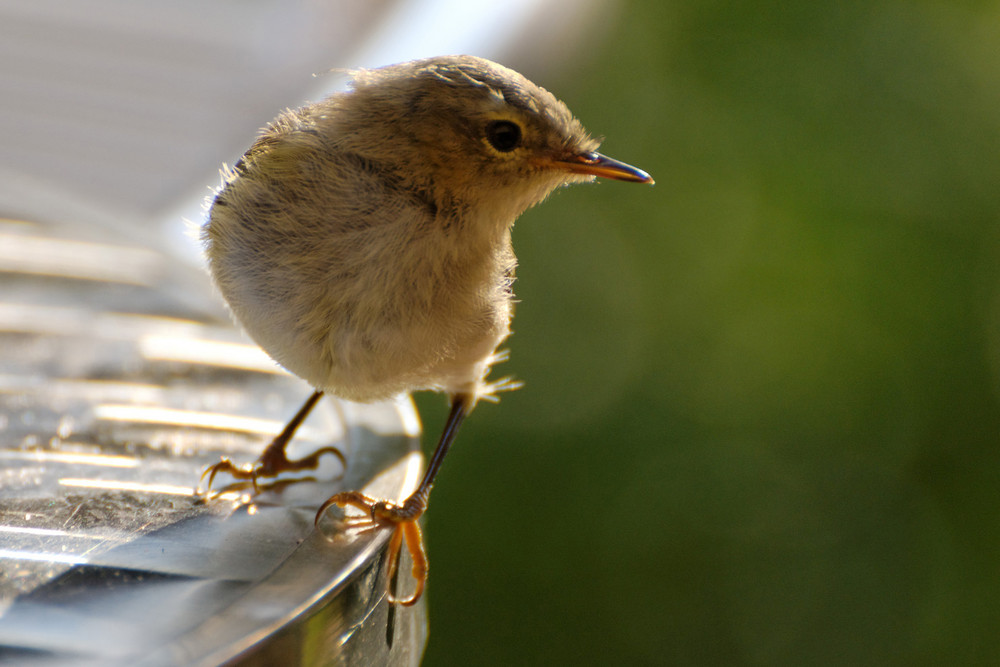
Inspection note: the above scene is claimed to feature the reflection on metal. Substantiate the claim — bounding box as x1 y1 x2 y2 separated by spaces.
0 304 209 339
93 404 288 435
138 335 284 373
0 216 427 666
0 549 88 566
0 233 164 285
57 478 199 496
0 449 140 468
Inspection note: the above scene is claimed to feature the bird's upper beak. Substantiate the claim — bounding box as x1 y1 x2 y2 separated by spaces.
545 151 654 184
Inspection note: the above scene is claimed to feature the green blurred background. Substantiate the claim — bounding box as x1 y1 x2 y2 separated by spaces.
418 1 1000 664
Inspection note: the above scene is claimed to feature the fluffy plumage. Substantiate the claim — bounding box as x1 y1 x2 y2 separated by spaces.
201 55 651 605
206 56 599 403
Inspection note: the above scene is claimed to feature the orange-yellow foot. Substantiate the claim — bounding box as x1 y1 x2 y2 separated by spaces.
200 443 346 497
315 491 429 606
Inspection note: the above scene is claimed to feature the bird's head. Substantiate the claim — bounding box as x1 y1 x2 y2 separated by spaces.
340 55 652 220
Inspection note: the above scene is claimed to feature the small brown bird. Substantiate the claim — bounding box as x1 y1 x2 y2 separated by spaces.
202 55 652 604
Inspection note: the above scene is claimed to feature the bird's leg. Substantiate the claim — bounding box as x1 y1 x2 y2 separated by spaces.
315 393 471 605
201 390 345 495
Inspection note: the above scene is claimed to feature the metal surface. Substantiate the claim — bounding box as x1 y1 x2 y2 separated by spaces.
0 215 426 666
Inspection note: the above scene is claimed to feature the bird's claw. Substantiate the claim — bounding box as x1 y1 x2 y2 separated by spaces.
315 491 429 606
199 445 345 498
198 458 258 498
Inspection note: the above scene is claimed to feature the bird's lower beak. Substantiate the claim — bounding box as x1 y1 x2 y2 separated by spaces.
547 151 654 184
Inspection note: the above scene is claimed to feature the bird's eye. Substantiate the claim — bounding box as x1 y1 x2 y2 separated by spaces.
485 120 522 152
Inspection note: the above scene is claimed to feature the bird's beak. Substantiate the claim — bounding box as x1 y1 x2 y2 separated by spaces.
546 151 654 184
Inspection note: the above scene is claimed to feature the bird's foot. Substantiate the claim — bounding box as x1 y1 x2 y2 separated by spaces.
199 443 345 498
316 491 428 606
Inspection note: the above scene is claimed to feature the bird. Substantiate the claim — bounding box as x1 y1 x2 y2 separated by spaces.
201 54 653 605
